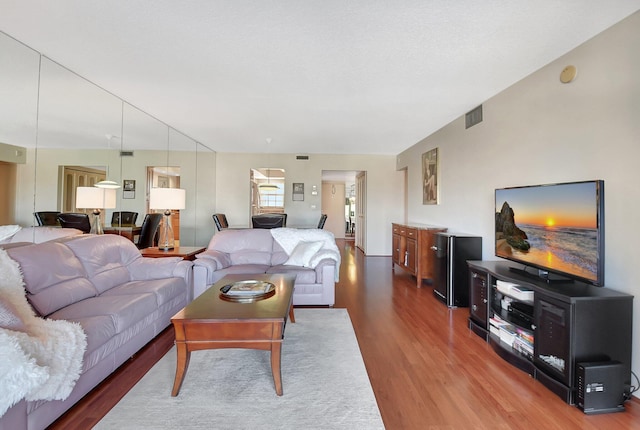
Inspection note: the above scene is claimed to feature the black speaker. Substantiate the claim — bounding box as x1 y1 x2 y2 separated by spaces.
576 361 625 414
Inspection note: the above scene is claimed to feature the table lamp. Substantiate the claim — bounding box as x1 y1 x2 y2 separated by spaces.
149 188 186 250
76 187 116 235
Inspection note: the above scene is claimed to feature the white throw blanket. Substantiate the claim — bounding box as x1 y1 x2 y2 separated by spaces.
270 228 341 281
0 249 87 416
0 225 21 243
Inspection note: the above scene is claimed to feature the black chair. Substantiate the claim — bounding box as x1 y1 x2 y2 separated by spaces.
57 213 92 233
111 211 138 226
212 213 228 231
317 214 328 229
135 213 163 249
34 211 61 226
251 213 287 229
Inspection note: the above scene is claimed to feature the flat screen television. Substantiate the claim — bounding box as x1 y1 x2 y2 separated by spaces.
495 180 604 286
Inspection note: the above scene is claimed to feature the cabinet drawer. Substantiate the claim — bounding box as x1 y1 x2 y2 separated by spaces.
405 228 418 239
392 225 401 235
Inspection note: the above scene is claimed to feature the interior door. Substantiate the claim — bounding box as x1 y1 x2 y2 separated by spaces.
356 172 366 251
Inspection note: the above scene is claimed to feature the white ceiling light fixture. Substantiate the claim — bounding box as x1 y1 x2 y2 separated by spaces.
94 180 120 189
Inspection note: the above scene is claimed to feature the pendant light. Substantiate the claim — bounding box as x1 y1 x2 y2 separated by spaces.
95 134 121 189
259 168 279 191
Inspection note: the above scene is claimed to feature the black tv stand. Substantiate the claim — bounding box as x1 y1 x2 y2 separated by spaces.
468 260 633 406
508 266 574 284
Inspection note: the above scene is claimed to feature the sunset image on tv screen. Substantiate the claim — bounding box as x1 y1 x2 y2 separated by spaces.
495 181 600 283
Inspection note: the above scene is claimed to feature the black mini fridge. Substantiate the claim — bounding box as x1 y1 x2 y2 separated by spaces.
432 232 482 308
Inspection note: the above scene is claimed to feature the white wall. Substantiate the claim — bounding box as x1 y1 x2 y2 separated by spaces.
215 153 403 255
397 11 640 389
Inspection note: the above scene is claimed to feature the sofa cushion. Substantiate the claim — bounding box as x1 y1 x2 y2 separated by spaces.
64 235 141 293
207 229 274 253
267 265 317 284
100 278 185 308
47 313 116 359
8 242 98 316
28 278 99 317
230 250 272 265
49 293 157 335
283 241 323 268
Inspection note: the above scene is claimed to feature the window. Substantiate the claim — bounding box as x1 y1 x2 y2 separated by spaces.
259 184 284 208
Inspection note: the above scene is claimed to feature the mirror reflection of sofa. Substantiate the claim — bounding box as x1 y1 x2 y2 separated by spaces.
193 228 340 306
0 225 83 246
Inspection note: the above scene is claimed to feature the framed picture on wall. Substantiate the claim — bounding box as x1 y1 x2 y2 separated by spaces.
292 183 304 201
123 179 135 190
422 148 438 205
123 179 136 199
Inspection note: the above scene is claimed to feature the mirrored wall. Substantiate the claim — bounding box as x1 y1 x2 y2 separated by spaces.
0 31 215 246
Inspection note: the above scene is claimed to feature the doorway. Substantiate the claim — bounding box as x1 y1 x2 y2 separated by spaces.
321 170 364 250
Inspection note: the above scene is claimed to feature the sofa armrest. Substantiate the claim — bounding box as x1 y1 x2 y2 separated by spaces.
314 258 336 278
193 258 218 272
128 257 193 282
195 250 231 269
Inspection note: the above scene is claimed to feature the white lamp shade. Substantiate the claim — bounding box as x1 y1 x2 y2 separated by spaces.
76 187 116 209
149 188 186 210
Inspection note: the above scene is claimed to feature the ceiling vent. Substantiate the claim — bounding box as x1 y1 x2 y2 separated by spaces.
465 105 483 129
120 150 134 157
296 155 309 160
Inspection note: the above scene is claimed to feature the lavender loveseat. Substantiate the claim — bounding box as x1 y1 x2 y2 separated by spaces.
0 234 192 430
192 228 340 306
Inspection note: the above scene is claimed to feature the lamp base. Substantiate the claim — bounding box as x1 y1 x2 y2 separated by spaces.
157 210 175 250
90 210 103 235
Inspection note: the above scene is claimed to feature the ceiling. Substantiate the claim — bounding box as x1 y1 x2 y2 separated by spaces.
1 1 638 155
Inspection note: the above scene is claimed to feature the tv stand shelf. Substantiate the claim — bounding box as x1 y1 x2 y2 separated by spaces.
467 260 633 406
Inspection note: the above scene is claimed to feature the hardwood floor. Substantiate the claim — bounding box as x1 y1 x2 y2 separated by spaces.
50 239 640 429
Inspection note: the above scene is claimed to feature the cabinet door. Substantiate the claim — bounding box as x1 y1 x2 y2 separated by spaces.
405 238 417 274
534 294 572 386
470 270 488 327
392 234 402 265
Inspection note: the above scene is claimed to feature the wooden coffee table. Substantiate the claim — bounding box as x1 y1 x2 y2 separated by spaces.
170 273 296 397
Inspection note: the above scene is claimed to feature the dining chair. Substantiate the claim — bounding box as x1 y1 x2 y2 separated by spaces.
135 213 163 249
34 211 61 226
317 214 328 229
251 213 286 229
57 213 92 233
111 211 139 226
212 213 229 231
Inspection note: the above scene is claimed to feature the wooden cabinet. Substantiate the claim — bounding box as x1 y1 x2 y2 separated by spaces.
392 223 446 287
467 260 633 405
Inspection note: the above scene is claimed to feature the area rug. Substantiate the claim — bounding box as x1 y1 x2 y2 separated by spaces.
95 308 385 429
